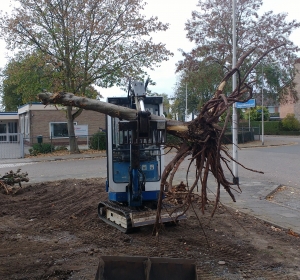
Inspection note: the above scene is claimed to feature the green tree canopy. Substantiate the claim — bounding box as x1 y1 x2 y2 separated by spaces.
249 106 270 121
173 61 228 118
1 52 54 111
1 52 99 111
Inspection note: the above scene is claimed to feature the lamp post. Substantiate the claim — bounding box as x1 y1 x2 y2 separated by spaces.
261 64 264 145
185 83 188 122
232 0 238 185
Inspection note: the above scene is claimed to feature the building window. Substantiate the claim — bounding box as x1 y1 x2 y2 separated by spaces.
0 123 6 134
50 122 77 138
8 122 17 133
0 123 7 141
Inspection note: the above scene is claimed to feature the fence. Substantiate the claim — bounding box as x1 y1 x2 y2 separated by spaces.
22 133 106 155
222 127 258 144
0 133 24 159
24 135 89 151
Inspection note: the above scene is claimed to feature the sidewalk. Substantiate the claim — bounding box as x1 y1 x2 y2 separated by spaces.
1 135 299 234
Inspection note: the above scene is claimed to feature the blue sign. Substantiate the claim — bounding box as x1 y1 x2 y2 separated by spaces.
235 99 256 109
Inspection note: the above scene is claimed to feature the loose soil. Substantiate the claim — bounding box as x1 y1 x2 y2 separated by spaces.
1 178 299 279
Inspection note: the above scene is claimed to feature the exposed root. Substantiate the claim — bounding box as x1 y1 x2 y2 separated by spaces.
0 169 29 195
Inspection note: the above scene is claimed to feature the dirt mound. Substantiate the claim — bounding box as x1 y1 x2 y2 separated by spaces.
0 178 299 279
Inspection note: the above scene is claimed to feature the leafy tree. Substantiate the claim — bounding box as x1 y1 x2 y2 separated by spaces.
249 106 270 121
0 0 172 152
0 82 22 112
174 0 300 117
1 52 55 111
173 61 227 118
1 52 100 111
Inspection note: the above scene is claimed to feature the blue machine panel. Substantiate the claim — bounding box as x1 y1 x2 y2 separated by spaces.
113 162 130 182
113 161 159 183
109 190 160 202
140 161 159 181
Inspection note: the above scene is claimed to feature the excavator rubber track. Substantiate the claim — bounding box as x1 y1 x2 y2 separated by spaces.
98 200 185 233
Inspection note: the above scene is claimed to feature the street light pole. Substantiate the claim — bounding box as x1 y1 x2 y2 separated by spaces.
261 65 264 145
185 83 188 121
232 0 239 185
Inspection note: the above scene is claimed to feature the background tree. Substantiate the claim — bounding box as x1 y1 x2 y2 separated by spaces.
248 106 270 121
0 82 22 112
0 0 172 152
1 51 100 111
1 52 55 111
172 61 226 119
174 0 300 116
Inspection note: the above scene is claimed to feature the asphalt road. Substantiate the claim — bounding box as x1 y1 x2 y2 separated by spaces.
0 136 299 189
0 157 108 184
230 137 300 188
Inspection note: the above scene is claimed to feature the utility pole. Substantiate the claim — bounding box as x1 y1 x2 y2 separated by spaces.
185 83 188 122
261 65 264 145
232 0 239 185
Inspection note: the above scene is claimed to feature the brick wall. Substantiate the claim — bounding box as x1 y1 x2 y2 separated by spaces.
294 63 300 121
280 63 300 121
280 98 295 119
30 108 106 141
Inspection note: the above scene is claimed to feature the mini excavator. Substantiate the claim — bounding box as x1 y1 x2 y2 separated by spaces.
98 80 185 233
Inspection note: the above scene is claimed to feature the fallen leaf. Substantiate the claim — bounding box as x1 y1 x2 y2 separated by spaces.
287 229 299 237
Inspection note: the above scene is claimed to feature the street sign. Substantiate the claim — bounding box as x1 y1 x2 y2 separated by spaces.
235 99 256 109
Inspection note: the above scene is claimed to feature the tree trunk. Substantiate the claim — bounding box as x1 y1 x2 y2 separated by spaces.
66 106 80 154
38 92 189 138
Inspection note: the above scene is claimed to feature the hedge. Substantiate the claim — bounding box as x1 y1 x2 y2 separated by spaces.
248 121 282 135
89 132 107 150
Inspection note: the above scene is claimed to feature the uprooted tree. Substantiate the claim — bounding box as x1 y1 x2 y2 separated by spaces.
38 46 284 234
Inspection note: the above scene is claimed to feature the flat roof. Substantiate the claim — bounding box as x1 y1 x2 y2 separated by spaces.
0 112 19 120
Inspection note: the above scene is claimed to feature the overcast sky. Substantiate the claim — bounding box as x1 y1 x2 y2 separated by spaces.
0 0 299 101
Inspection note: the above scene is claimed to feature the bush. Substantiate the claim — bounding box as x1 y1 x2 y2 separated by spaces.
249 106 270 121
281 114 300 131
166 134 182 146
89 132 106 150
29 143 54 155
